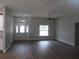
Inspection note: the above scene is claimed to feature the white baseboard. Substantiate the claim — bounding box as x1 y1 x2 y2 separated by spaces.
4 40 14 53
57 39 75 46
3 49 6 53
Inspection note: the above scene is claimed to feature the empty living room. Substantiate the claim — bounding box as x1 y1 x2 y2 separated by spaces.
0 0 79 59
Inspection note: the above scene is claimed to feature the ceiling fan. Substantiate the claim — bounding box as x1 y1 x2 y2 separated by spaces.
48 8 63 20
48 12 63 20
48 13 57 20
48 9 57 20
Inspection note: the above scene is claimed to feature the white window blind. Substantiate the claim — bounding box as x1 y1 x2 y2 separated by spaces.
39 25 48 36
20 25 25 33
16 25 18 33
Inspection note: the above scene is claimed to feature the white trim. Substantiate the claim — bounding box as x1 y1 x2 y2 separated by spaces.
3 49 6 53
57 39 75 46
3 40 14 53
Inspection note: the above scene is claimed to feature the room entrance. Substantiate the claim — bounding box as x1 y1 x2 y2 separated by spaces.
14 16 30 40
75 23 79 45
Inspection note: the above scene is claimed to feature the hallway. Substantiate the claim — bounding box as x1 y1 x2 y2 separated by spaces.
0 40 79 59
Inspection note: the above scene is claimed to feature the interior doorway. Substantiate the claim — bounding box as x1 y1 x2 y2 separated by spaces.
14 16 30 40
75 23 79 45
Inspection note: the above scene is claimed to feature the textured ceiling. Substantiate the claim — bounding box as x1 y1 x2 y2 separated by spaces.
0 0 79 17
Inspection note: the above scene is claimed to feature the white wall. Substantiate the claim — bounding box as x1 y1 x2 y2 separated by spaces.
56 14 79 46
4 7 14 51
14 17 56 40
0 32 4 50
0 5 5 51
0 6 14 52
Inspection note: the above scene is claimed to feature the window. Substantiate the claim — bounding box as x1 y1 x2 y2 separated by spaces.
26 26 29 33
16 25 29 33
16 25 18 33
20 25 25 33
39 25 48 36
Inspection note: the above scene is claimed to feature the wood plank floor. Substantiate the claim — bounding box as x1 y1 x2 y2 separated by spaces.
0 40 79 59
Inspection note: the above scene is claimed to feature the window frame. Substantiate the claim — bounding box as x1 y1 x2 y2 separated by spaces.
26 25 29 33
16 25 19 33
39 25 49 36
20 25 25 33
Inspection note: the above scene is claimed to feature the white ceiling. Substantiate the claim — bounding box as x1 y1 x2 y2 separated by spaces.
0 0 79 17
